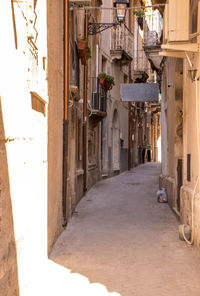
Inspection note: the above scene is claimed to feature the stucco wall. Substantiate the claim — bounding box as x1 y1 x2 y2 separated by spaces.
180 53 200 249
47 0 64 252
181 186 200 249
0 100 19 296
0 0 49 293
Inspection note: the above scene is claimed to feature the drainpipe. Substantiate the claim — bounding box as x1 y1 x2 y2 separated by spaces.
83 10 88 192
63 0 69 226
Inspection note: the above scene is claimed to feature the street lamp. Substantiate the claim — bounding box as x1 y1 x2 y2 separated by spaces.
188 66 198 82
88 0 129 35
114 0 129 23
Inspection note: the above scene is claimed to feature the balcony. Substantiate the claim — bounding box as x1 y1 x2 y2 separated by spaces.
143 12 163 49
69 0 91 5
133 50 149 82
90 78 107 120
133 50 148 73
142 12 164 72
110 26 133 65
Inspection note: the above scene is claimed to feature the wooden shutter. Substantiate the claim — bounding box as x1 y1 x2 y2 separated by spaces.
168 0 190 42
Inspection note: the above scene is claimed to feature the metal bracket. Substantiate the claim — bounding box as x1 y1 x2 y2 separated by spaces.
88 22 118 35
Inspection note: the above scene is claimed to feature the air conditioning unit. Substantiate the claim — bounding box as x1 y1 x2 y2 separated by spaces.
69 0 92 5
100 95 106 112
92 92 99 110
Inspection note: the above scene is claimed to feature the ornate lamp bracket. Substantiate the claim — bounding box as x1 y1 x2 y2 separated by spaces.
88 22 118 35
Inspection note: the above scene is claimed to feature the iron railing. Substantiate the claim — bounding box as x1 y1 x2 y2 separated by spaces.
90 77 107 113
143 12 163 47
133 50 148 73
111 25 133 57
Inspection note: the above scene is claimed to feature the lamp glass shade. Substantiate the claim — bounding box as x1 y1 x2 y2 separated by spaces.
115 3 127 23
188 67 197 81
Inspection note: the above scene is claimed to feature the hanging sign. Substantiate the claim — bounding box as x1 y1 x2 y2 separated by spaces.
120 83 159 102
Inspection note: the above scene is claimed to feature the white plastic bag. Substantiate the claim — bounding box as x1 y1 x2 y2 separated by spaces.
157 188 168 203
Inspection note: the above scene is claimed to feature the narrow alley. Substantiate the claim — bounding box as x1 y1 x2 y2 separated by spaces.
2 1 200 295
49 163 200 296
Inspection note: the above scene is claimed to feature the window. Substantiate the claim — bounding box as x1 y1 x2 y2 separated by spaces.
168 0 190 42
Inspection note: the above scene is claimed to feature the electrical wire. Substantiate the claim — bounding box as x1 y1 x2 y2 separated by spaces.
70 4 166 11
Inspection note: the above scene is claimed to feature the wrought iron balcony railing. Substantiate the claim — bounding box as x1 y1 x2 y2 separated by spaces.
133 50 148 73
143 12 163 48
90 78 107 114
111 26 133 63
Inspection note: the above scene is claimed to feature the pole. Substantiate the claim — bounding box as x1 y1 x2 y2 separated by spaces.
63 0 69 226
83 10 88 192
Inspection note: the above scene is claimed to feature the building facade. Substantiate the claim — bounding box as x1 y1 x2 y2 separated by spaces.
158 0 200 249
0 0 162 294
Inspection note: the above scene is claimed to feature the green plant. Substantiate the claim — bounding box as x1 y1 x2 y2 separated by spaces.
79 37 88 41
133 11 145 17
98 73 107 79
105 74 115 85
87 46 91 58
98 73 115 85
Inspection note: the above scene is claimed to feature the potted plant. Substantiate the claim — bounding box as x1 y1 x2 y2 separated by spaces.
133 11 145 30
98 73 107 85
77 38 91 65
98 73 115 91
133 11 145 17
104 74 115 90
77 37 88 51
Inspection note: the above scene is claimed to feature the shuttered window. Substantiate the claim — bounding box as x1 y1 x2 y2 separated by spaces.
168 0 190 42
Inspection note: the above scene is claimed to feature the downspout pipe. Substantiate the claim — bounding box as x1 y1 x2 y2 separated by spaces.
63 0 69 226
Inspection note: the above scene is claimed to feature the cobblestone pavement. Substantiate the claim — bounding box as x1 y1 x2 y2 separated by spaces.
49 163 200 296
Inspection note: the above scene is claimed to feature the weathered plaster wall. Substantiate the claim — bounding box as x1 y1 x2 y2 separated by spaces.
166 58 176 178
0 0 49 293
47 0 64 252
180 53 200 248
161 50 200 249
0 100 19 296
181 187 200 249
160 58 183 212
